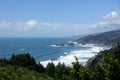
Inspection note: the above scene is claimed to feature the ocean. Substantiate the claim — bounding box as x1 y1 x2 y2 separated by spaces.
0 38 106 67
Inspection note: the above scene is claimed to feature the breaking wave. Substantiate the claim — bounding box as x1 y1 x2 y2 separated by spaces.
40 44 109 67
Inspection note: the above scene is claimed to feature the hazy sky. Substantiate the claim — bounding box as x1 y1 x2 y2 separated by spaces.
0 0 120 37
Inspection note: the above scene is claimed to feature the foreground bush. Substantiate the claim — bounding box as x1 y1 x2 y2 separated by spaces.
0 65 52 80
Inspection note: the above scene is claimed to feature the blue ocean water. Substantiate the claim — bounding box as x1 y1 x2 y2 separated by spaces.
0 38 90 62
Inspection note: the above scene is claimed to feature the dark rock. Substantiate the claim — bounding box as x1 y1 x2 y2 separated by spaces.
67 43 75 46
85 50 108 69
55 43 65 47
67 41 78 46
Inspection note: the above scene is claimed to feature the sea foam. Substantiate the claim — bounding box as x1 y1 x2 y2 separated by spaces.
40 44 109 67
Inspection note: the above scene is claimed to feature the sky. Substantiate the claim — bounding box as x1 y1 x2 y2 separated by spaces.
0 0 120 37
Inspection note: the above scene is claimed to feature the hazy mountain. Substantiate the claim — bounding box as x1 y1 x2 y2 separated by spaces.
76 29 120 46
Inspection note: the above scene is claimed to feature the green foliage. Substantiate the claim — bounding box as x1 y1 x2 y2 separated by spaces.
0 65 52 80
0 58 8 66
91 46 120 80
45 62 55 77
36 62 45 73
70 57 81 80
64 56 91 80
1 53 45 73
55 62 70 80
102 49 120 80
9 53 36 67
91 65 106 80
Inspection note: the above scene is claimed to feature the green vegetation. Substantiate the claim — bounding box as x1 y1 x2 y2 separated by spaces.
0 65 52 80
0 46 120 80
0 53 52 80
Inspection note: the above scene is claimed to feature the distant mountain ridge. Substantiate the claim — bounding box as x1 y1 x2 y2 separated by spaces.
76 29 120 46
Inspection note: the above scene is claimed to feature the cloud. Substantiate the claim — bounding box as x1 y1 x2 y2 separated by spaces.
0 21 12 27
103 11 119 20
0 11 120 37
25 20 39 27
90 11 120 29
100 11 120 27
18 20 65 32
21 20 39 31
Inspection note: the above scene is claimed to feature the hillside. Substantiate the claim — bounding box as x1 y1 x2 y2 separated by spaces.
77 29 120 46
85 45 120 69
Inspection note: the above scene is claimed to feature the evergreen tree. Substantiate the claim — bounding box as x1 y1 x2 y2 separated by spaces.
71 56 81 80
45 62 55 77
36 62 45 73
55 62 70 80
9 53 36 67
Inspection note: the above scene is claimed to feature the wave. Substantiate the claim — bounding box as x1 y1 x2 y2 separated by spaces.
40 45 110 67
49 40 79 48
50 45 61 47
67 41 78 45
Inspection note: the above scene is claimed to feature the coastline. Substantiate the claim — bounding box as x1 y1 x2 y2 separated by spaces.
40 44 110 67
